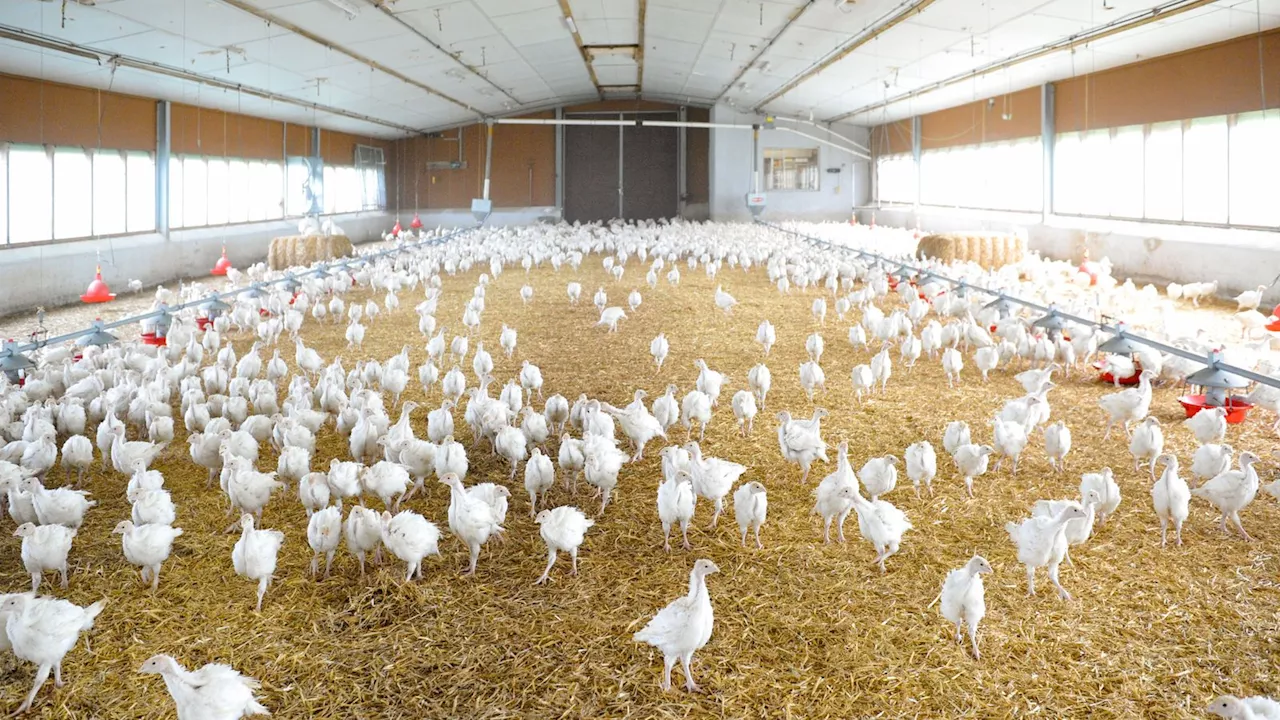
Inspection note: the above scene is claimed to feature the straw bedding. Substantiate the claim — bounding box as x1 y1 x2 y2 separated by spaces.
3 256 1279 719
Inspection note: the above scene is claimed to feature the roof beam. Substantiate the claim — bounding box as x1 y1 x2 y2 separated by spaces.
752 0 938 111
714 0 816 102
215 0 484 117
357 0 523 107
558 0 604 99
825 0 1218 123
0 24 424 136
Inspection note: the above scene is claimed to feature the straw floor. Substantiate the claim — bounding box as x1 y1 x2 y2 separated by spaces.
2 256 1279 719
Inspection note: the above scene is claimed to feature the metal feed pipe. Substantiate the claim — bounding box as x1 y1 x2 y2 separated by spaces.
756 220 1280 391
8 227 477 356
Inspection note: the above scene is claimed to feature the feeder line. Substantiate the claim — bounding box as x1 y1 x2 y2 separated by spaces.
11 226 477 356
756 220 1280 391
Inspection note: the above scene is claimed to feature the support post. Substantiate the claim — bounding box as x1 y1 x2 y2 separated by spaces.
155 100 170 237
911 114 922 213
311 126 321 159
1041 82 1055 224
482 121 494 201
554 106 565 211
677 106 688 218
752 124 760 193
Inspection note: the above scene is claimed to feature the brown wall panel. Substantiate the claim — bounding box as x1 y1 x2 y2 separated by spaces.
870 120 913 156
171 104 288 159
1056 30 1280 131
919 86 1041 150
0 74 155 151
686 106 710 205
490 113 556 207
284 123 310 158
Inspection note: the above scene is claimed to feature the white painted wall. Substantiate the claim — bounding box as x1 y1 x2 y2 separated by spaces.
709 104 871 222
864 206 1280 305
0 211 395 317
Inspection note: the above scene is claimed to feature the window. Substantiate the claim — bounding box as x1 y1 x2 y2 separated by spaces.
355 144 386 210
182 156 207 228
93 150 126 236
126 152 155 233
206 158 228 225
323 165 337 215
919 137 1042 212
1182 116 1229 224
338 166 360 213
764 147 819 191
1108 127 1145 219
0 150 7 244
1229 110 1280 227
228 160 248 224
53 149 91 240
7 147 51 243
169 156 184 229
1144 121 1182 221
876 153 916 203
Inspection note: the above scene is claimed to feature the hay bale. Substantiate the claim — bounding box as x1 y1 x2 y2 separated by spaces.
267 234 353 271
915 231 1025 269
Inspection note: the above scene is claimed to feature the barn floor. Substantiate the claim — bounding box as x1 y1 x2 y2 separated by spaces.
3 247 1280 719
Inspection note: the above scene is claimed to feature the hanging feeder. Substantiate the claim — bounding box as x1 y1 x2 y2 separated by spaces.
80 265 115 304
211 247 233 276
983 293 1018 320
140 303 174 347
1265 303 1280 333
197 295 231 331
1180 349 1253 422
1032 305 1070 336
76 320 118 348
0 339 36 386
391 220 403 238
1094 321 1144 385
410 213 423 230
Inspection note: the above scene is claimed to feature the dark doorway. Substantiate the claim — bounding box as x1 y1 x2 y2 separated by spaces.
563 113 678 223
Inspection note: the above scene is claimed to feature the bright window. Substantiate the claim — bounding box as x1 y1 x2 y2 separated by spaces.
1229 110 1280 226
206 158 228 225
1108 127 1145 219
266 161 284 219
7 147 51 243
323 165 337 214
0 150 7 244
1144 121 1182 221
93 150 127 236
876 153 916 203
1182 116 1229 224
53 148 92 240
182 156 207 228
338 166 361 213
126 152 154 233
764 148 819 191
919 138 1041 212
228 160 248 224
169 155 184 229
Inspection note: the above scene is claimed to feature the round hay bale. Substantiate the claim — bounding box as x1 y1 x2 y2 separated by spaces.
915 231 1025 270
268 234 354 271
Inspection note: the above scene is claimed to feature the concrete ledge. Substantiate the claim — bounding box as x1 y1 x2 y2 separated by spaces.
0 211 395 315
861 206 1280 304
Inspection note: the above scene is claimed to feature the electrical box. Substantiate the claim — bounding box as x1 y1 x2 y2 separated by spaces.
745 192 767 218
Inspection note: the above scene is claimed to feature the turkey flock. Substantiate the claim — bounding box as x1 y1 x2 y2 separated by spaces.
0 218 1277 718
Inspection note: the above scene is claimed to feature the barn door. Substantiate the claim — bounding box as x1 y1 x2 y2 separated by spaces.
563 113 678 223
564 123 620 223
622 112 678 221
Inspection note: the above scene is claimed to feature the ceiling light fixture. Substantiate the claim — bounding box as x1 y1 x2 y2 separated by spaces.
563 15 578 34
834 0 855 13
324 0 360 18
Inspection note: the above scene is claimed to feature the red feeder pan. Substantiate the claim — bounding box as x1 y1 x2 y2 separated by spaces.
410 214 423 230
196 317 213 331
211 247 233 276
80 266 115 304
391 220 403 237
1094 358 1142 385
1179 395 1253 423
140 331 167 347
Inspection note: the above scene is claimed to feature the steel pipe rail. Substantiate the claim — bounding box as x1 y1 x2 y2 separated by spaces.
11 227 476 356
756 220 1280 391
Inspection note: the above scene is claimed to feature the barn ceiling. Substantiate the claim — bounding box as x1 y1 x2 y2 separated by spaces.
0 0 1277 138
